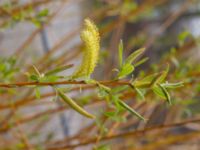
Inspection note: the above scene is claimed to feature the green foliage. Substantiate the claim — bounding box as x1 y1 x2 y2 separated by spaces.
56 87 95 119
1 2 49 29
116 41 146 79
118 39 123 68
118 100 146 121
178 30 191 46
0 57 18 82
95 144 111 150
35 87 41 99
117 63 135 79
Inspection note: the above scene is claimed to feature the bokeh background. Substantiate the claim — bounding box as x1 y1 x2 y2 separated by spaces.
0 0 200 150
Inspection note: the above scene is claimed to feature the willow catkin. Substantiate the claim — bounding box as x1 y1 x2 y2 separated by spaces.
72 18 100 79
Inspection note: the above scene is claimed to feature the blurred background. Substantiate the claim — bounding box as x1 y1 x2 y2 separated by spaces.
0 0 200 150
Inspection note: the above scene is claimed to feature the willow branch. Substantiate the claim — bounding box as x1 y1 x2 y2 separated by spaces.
46 118 200 149
0 80 142 88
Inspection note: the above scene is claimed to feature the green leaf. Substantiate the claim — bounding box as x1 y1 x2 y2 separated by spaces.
117 63 134 79
32 65 41 77
104 111 125 122
0 63 6 71
111 95 124 111
158 84 171 105
35 87 41 99
134 57 149 67
124 48 145 65
148 65 169 87
40 75 59 82
152 85 166 99
95 144 110 150
118 39 123 68
37 9 49 17
118 100 146 121
130 83 144 100
178 31 190 45
135 87 145 100
161 82 184 89
57 88 95 119
99 84 111 93
111 85 128 94
156 64 169 84
30 74 39 81
133 72 160 88
98 87 109 98
152 85 171 104
31 19 41 27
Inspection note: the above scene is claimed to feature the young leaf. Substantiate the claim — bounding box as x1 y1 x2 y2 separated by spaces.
40 75 59 82
37 9 49 17
117 63 134 79
97 83 111 93
161 82 184 89
118 100 146 121
149 65 169 87
35 87 41 99
135 87 145 100
133 72 161 88
95 144 110 150
57 88 95 119
130 83 144 100
149 72 166 87
111 85 128 94
118 39 123 68
158 84 171 105
134 57 149 67
32 65 41 77
124 48 145 65
30 74 39 81
152 85 166 99
156 64 169 84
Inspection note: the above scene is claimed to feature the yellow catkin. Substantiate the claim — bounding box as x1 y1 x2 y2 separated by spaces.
72 18 100 79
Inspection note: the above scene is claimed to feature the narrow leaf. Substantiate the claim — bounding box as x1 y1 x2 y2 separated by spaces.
161 82 184 89
57 88 95 119
32 65 41 77
130 83 144 100
156 64 169 83
158 84 171 105
30 74 39 81
118 100 146 121
133 72 160 88
135 87 145 100
150 65 169 87
152 85 166 99
118 39 123 68
35 87 41 99
117 63 134 79
124 48 145 65
134 57 149 67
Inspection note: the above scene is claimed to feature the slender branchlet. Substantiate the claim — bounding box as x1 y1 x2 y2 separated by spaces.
72 18 100 79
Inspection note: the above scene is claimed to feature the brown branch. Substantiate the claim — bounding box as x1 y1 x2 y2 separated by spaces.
0 92 136 133
46 118 200 149
0 80 137 88
0 0 67 17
